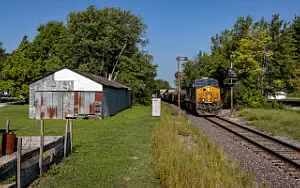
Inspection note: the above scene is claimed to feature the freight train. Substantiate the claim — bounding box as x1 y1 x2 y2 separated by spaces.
162 77 222 115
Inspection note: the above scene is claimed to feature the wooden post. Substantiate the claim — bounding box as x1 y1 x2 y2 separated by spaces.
17 138 22 188
64 119 68 158
39 120 44 176
177 57 181 116
6 120 10 133
69 119 73 153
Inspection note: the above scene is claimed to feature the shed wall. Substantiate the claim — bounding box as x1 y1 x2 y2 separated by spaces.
29 74 74 118
54 69 103 91
33 91 102 119
102 86 132 117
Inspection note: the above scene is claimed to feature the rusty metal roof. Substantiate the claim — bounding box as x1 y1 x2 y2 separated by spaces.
78 71 130 89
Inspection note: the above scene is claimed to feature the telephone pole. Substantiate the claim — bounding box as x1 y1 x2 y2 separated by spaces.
176 56 188 116
229 55 236 117
230 59 233 117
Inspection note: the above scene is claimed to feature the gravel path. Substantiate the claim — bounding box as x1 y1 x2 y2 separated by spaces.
169 104 300 187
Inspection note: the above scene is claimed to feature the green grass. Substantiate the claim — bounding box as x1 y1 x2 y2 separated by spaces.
152 104 257 187
0 105 160 188
236 108 300 141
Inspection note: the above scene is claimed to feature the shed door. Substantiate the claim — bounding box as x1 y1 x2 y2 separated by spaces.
34 92 53 119
62 92 74 118
77 92 95 115
35 91 73 119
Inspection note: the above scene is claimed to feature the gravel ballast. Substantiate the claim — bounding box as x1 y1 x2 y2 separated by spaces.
169 104 300 187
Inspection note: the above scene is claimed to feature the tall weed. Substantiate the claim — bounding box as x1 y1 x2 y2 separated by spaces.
153 104 256 187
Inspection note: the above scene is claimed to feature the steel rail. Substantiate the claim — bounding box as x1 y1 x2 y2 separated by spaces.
216 116 300 152
204 116 300 169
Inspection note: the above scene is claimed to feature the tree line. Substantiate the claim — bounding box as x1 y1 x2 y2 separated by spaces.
0 5 170 104
183 14 300 107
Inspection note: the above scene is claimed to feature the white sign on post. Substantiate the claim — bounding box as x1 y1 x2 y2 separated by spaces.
152 98 161 117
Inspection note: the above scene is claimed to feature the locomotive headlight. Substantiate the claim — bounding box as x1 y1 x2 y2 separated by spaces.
202 99 205 102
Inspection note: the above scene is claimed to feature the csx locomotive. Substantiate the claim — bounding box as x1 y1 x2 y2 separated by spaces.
162 77 222 114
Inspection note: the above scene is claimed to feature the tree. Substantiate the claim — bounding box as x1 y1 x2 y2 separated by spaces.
268 15 297 92
0 36 41 101
0 5 157 104
232 28 272 106
0 41 5 57
66 5 148 77
0 42 6 83
154 79 171 90
117 52 157 105
291 15 300 66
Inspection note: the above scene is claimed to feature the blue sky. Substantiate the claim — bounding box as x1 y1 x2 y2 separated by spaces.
1 0 300 86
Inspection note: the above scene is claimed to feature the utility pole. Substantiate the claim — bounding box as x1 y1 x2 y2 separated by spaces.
229 55 236 117
175 56 188 116
262 50 267 97
230 60 233 117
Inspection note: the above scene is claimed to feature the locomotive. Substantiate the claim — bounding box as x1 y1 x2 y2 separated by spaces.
162 77 222 115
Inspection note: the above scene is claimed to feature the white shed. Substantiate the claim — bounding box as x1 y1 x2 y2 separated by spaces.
29 68 131 119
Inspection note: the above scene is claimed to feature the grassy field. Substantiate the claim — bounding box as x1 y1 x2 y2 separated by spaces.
153 104 256 187
0 105 160 187
236 108 300 141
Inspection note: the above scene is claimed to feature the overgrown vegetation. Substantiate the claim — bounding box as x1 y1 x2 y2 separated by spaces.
153 104 256 187
0 105 160 187
0 5 169 105
182 14 300 108
236 108 300 141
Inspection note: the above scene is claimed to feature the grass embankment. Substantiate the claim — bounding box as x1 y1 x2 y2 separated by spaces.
153 104 256 187
236 108 300 141
0 105 160 187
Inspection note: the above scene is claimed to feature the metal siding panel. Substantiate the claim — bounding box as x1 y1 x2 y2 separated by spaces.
42 92 52 119
89 92 95 114
102 87 112 117
51 92 57 119
53 92 63 119
63 92 74 118
34 92 41 119
74 92 79 114
84 92 90 114
79 92 85 114
102 87 131 117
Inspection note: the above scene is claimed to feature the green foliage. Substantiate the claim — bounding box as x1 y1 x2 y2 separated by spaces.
183 14 300 108
153 79 171 90
291 15 300 65
118 53 157 105
0 41 5 57
0 5 157 104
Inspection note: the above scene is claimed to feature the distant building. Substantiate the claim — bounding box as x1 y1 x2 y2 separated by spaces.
29 68 131 119
267 91 287 100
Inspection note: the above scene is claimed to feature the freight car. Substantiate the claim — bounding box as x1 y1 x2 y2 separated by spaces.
162 77 222 115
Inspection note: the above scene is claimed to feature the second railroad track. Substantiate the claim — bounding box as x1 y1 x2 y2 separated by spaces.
202 116 300 174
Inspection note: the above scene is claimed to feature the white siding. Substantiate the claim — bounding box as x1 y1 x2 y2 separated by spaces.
54 69 102 91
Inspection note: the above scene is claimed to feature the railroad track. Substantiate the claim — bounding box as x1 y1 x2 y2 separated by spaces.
203 116 300 174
